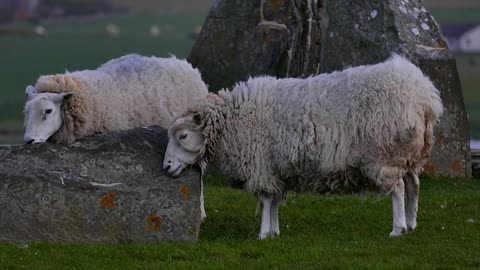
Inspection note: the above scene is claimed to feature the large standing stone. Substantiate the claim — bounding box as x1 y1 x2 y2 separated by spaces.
0 126 201 243
189 0 471 177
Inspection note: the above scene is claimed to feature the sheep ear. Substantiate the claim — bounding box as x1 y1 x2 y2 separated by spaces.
52 93 74 104
25 85 38 99
192 113 203 125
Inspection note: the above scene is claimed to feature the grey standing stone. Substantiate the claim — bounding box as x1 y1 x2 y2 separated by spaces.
0 126 201 243
189 0 470 177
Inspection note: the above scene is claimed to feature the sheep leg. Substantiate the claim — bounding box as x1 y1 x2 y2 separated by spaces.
258 193 273 240
269 197 280 238
200 179 206 221
390 178 407 237
404 173 419 232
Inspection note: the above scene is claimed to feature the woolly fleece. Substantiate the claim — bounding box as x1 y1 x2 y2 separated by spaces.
181 55 443 195
33 54 208 144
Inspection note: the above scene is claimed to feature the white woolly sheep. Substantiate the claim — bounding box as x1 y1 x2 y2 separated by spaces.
162 55 443 239
24 54 208 144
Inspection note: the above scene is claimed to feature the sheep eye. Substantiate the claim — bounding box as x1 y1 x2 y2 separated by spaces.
45 109 52 114
179 134 188 140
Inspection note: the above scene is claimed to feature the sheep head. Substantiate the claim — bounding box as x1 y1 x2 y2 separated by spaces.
163 93 225 176
23 85 73 144
163 112 207 177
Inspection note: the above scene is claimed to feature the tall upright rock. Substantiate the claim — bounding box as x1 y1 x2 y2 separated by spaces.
189 0 471 177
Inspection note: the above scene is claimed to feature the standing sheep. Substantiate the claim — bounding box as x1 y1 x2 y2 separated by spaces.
23 54 208 144
162 55 443 239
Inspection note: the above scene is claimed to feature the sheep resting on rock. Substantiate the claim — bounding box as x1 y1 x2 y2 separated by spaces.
23 54 208 145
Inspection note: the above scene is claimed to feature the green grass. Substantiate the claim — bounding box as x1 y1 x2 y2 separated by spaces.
0 14 204 133
461 73 480 138
429 8 480 23
424 0 480 8
1 175 479 269
456 53 480 139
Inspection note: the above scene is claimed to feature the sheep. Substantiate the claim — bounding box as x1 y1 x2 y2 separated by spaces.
162 55 443 239
23 54 208 144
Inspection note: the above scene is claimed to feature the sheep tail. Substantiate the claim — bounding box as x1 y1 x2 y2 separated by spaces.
421 118 434 160
421 92 441 160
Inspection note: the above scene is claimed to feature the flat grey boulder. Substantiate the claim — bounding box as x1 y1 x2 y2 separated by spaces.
190 0 471 177
0 126 201 243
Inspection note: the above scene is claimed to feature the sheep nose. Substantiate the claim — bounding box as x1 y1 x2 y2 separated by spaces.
25 139 35 144
164 165 171 172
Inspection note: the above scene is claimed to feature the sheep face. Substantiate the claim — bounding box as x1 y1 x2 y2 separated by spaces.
23 86 72 144
163 114 205 176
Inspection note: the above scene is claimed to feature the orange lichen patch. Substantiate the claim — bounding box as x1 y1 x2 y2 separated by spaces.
450 160 463 172
179 185 189 201
437 39 448 49
435 132 445 145
99 191 117 209
423 160 436 175
190 224 197 235
146 215 162 232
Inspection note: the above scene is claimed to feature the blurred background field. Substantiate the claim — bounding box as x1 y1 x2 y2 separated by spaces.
0 0 479 144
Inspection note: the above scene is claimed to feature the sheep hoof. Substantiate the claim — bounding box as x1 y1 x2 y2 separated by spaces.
200 209 207 222
406 221 416 232
389 227 407 237
407 225 416 233
258 233 269 240
269 231 279 238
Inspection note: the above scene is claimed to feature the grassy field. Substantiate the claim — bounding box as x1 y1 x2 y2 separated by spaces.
460 76 480 139
424 0 480 7
456 53 480 139
429 8 480 23
425 0 480 23
0 175 479 269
